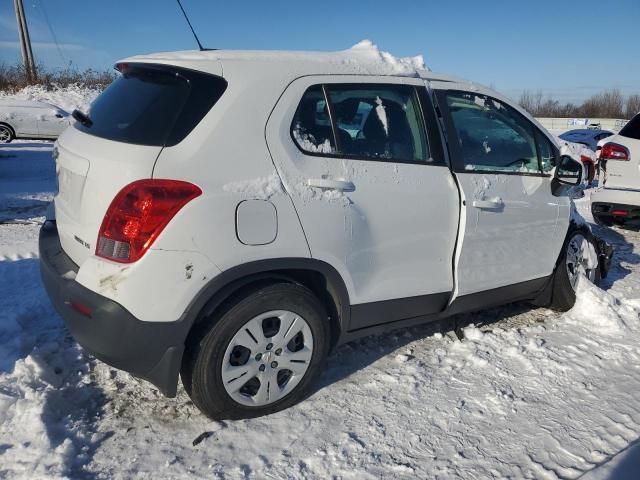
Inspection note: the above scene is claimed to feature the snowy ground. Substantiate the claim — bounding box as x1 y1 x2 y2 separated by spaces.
2 144 640 478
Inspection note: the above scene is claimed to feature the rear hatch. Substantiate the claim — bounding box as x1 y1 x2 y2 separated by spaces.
602 114 640 190
54 62 227 266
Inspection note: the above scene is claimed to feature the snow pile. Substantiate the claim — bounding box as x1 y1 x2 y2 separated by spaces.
292 129 335 154
344 40 428 75
561 276 634 335
222 172 284 199
0 84 101 114
374 96 389 135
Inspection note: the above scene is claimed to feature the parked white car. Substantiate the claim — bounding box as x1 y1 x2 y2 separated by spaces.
592 112 640 225
0 99 71 143
39 49 612 419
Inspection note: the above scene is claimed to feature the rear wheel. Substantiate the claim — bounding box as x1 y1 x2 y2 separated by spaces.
550 228 601 311
182 283 330 419
0 124 13 143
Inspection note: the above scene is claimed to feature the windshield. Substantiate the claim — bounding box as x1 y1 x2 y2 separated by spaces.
74 63 227 147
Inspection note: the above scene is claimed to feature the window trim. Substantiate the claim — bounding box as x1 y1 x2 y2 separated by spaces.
289 82 446 166
435 89 555 177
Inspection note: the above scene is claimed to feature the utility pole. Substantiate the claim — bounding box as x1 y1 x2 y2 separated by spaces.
13 0 37 83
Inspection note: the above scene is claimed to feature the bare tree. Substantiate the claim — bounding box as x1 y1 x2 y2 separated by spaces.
518 87 637 119
518 89 544 115
626 94 640 119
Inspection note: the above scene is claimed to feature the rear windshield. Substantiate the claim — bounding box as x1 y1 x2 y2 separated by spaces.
74 63 227 146
619 113 640 141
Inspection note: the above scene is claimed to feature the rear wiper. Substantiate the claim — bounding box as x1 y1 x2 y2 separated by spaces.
72 109 93 127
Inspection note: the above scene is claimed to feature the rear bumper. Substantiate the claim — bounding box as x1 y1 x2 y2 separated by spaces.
39 221 188 397
591 187 640 223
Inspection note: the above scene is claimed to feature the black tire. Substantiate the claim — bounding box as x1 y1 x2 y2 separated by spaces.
550 227 601 311
181 282 330 419
593 214 613 227
0 124 14 144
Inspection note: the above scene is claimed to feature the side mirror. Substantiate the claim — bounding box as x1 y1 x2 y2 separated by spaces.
555 155 583 185
551 155 584 196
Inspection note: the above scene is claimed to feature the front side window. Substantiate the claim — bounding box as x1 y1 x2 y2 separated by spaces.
445 92 540 173
535 130 557 173
291 84 429 163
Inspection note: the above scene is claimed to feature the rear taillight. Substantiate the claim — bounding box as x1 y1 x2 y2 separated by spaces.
580 154 592 163
97 179 202 263
600 142 630 161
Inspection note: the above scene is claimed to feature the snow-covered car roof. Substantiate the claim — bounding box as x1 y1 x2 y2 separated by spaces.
120 40 467 86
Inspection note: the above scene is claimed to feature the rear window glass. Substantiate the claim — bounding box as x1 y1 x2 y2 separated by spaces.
619 114 640 140
74 63 227 146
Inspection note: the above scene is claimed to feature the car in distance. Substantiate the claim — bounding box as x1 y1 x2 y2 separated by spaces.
559 128 614 152
0 99 71 143
592 113 640 226
39 49 612 419
559 129 613 182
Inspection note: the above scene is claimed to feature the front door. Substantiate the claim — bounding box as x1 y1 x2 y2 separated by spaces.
433 85 567 297
266 76 460 329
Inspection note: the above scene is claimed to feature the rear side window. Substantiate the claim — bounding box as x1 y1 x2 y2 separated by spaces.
444 91 540 173
619 114 640 140
291 84 429 163
291 85 336 154
75 63 227 147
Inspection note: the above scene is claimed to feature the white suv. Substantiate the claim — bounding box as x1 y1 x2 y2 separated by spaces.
592 113 640 225
40 49 612 419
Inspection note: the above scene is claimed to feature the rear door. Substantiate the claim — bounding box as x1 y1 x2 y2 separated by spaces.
37 106 70 138
266 76 460 330
433 84 566 297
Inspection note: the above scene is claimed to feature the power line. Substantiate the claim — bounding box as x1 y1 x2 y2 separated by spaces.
35 0 67 65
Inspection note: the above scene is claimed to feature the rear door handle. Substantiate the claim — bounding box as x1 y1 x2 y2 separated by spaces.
472 198 504 210
307 178 355 192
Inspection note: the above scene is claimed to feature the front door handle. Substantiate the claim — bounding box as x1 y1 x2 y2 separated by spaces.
472 198 504 210
307 178 355 192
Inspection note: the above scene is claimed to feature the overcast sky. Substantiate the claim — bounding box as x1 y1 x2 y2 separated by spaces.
0 0 638 104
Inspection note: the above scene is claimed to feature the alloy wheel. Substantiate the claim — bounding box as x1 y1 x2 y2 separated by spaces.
0 126 12 143
565 233 597 291
221 310 314 407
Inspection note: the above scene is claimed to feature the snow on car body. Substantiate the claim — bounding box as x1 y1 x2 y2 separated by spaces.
0 99 71 142
39 42 611 419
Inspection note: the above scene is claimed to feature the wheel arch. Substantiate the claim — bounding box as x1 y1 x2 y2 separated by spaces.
183 258 351 351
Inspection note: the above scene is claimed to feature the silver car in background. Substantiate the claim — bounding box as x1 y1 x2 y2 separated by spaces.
0 99 71 143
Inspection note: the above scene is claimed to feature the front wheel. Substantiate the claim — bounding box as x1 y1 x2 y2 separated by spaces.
182 282 330 419
0 124 13 143
550 228 601 311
